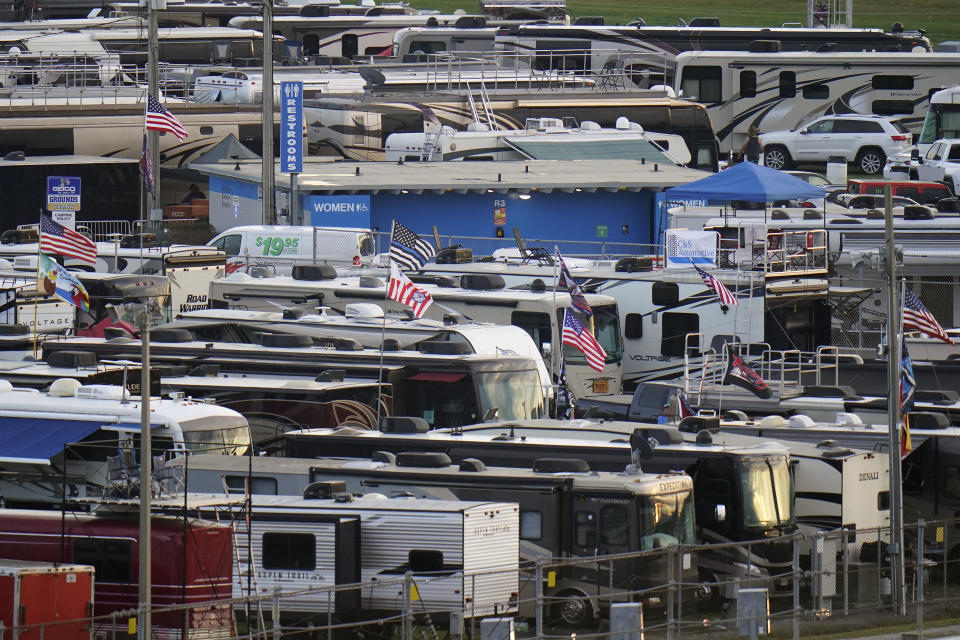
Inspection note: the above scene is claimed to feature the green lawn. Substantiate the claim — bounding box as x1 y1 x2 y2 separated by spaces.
416 0 960 50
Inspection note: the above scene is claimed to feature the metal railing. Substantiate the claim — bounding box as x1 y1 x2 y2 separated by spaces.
7 517 960 639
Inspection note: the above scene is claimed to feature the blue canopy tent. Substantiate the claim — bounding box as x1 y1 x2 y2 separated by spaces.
663 162 827 203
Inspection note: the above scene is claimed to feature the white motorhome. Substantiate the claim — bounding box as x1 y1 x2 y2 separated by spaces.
208 270 624 397
167 492 519 621
674 51 960 153
207 225 375 272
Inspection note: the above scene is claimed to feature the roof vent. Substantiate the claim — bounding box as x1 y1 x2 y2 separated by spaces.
435 275 458 288
103 327 133 340
282 308 304 320
904 205 936 220
359 276 384 288
334 338 363 351
443 313 466 325
905 411 950 430
49 378 82 397
292 264 337 281
771 209 790 220
615 256 653 272
150 328 193 343
381 338 401 351
46 350 97 369
303 480 346 499
788 414 816 428
757 415 788 427
804 384 858 398
459 458 486 472
259 333 313 348
372 450 396 464
532 458 590 473
419 340 471 355
395 451 452 468
678 415 719 433
460 274 505 290
695 430 713 445
803 209 823 220
315 369 346 382
380 416 430 433
835 412 863 426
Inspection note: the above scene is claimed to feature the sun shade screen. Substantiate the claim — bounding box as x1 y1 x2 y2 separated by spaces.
0 418 105 464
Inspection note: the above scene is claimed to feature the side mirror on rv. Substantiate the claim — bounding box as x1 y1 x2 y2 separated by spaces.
714 504 727 523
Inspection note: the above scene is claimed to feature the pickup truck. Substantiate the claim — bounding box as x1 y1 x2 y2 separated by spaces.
914 138 960 194
577 382 678 422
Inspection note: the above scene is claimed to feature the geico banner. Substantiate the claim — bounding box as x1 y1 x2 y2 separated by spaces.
665 230 718 269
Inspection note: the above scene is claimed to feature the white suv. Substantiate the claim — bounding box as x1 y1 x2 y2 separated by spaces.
761 114 912 175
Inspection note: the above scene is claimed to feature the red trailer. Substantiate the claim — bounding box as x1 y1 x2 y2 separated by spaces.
0 510 233 638
0 559 94 640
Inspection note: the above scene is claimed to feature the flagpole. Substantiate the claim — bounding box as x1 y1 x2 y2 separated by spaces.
147 0 160 216
374 221 395 430
32 214 41 358
884 184 905 617
552 247 560 414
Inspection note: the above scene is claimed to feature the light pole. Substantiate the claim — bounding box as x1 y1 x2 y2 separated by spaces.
137 310 152 639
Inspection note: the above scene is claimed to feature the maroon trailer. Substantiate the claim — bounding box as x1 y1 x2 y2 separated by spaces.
0 509 233 638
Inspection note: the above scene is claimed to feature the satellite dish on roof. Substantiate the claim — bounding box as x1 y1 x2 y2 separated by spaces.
357 67 386 87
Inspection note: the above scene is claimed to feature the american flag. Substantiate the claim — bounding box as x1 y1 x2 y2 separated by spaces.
901 337 914 457
387 261 433 318
693 262 738 306
390 221 437 271
139 134 154 196
40 214 96 265
904 287 953 344
145 94 188 141
562 308 606 372
558 255 592 317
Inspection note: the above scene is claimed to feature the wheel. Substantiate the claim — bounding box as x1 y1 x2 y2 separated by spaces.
551 590 593 628
763 145 792 170
857 147 885 175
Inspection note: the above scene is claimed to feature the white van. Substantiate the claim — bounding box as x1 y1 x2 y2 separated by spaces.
208 225 375 275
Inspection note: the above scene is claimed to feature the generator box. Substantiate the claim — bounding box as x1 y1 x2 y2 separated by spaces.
0 559 94 640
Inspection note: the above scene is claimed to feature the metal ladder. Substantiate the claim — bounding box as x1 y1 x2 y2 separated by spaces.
420 128 440 161
465 79 498 131
216 479 266 633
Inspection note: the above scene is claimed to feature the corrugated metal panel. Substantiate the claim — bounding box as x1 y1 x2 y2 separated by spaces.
462 503 520 617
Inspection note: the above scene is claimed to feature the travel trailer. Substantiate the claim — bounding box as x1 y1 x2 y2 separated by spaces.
674 51 960 153
207 225 375 270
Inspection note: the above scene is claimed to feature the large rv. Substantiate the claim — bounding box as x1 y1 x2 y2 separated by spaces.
208 270 624 397
493 23 931 87
169 451 697 627
918 84 960 149
674 51 960 153
304 92 720 171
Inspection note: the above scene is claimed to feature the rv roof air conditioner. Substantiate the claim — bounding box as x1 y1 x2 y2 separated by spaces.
434 275 459 287
396 451 452 468
788 414 816 429
459 274 505 290
380 416 430 433
372 450 396 464
459 458 487 472
435 246 473 264
380 338 402 351
303 480 346 499
359 276 384 288
49 378 82 397
687 16 720 27
757 415 788 428
614 257 653 273
419 340 471 355
292 265 337 281
678 415 720 433
532 458 590 473
346 303 384 318
904 205 936 220
747 39 782 53
454 15 485 28
103 327 133 340
259 333 313 349
150 328 194 343
905 411 950 430
46 350 98 369
914 389 960 404
332 338 362 351
573 15 604 25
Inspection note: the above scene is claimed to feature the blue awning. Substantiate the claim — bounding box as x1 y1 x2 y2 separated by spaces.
0 418 106 465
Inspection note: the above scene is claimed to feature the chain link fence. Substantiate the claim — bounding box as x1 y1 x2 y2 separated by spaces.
9 517 960 639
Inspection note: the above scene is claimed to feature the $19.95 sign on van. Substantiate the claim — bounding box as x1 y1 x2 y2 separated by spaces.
665 230 719 269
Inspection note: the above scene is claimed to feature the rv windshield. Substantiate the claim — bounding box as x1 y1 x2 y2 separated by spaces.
561 304 623 365
475 370 546 421
739 456 794 530
919 103 960 145
181 417 251 455
640 488 697 549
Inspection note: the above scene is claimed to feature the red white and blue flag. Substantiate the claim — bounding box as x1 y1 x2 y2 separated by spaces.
562 308 607 372
388 261 433 318
693 262 738 306
903 287 952 344
558 255 592 317
40 214 96 265
145 94 188 141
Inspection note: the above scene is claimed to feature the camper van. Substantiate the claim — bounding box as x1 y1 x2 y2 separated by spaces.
207 225 376 274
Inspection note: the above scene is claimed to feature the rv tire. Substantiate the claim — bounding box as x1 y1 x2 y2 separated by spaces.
552 589 594 628
763 145 792 170
857 147 886 175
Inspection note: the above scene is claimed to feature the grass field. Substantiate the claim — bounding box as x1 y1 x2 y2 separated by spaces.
412 0 960 51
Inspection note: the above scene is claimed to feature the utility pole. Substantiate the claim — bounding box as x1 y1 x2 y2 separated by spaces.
137 313 152 639
884 184 906 616
261 0 275 224
147 0 161 218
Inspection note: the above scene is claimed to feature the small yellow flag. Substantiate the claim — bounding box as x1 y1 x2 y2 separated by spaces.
547 571 556 588
128 618 137 635
937 526 945 544
410 584 420 602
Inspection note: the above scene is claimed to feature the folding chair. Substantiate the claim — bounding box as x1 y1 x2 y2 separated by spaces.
512 227 554 266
